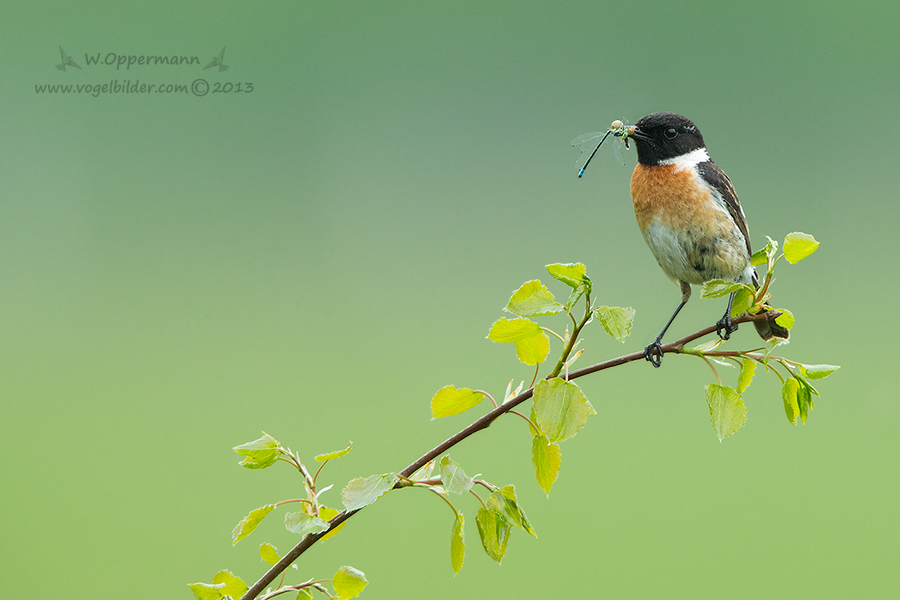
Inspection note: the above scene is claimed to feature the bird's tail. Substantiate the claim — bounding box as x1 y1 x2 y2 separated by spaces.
752 303 789 341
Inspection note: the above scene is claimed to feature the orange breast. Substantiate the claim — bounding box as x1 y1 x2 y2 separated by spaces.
629 162 749 284
630 163 712 232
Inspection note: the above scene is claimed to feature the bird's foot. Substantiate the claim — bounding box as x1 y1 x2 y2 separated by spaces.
643 339 664 368
716 314 739 340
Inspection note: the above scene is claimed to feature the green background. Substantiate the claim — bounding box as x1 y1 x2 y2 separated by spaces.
2 1 897 598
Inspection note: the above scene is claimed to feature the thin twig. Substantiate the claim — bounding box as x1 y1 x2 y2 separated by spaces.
257 579 317 600
528 364 539 389
273 498 311 508
474 389 498 409
312 461 328 487
541 327 566 343
700 355 722 386
508 410 540 436
473 479 495 492
425 487 460 518
469 489 487 510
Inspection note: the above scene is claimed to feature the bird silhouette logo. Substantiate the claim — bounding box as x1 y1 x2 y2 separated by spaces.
56 46 81 71
203 47 229 72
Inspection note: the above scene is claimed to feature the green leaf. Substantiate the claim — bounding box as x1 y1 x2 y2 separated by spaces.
342 473 399 511
798 363 840 380
487 318 551 365
504 280 564 317
532 435 561 496
692 338 724 353
232 505 275 545
431 386 485 419
730 287 755 318
260 542 280 566
440 456 474 495
565 277 591 313
486 485 537 538
749 247 768 266
764 336 790 360
798 376 820 397
409 460 435 482
450 513 465 575
513 331 551 366
700 279 745 299
487 317 541 343
296 589 315 600
708 356 734 368
705 384 747 441
737 358 756 394
783 232 819 264
593 306 635 342
284 511 329 536
753 237 779 271
190 583 224 600
782 378 800 425
212 570 248 600
532 378 595 443
546 263 587 288
333 566 368 600
317 505 346 541
188 582 226 600
475 507 511 563
315 442 353 462
797 380 812 424
233 433 281 470
774 307 795 329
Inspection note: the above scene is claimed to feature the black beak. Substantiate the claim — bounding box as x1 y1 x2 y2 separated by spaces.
627 126 652 141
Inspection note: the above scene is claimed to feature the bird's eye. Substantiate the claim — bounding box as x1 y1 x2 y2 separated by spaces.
665 128 678 139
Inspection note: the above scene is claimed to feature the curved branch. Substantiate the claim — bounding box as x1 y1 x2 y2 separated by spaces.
239 310 779 600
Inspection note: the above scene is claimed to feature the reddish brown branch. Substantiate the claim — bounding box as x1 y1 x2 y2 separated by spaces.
239 310 778 600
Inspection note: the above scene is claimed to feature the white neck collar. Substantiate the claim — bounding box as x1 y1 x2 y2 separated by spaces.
659 147 710 171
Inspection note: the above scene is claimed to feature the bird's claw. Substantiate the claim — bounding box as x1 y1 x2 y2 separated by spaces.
716 314 739 340
643 340 663 368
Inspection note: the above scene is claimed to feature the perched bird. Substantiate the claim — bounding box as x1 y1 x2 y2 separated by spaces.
622 112 788 366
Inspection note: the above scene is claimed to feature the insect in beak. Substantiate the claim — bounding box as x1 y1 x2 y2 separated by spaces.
575 119 632 178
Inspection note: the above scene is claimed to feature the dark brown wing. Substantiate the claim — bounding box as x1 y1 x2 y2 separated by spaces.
697 160 752 257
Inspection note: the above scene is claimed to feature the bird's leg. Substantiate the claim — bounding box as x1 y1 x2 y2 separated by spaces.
644 300 687 367
715 291 739 340
644 282 691 368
